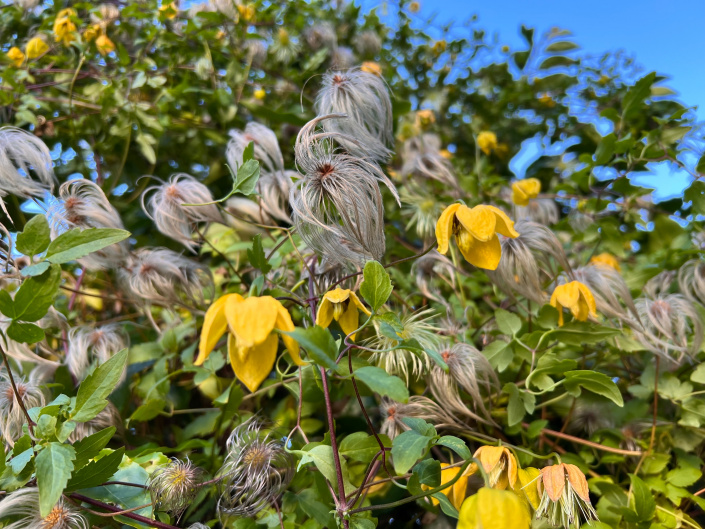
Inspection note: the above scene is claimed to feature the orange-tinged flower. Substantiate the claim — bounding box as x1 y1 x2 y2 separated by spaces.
436 203 519 270
458 487 531 529
590 252 620 271
7 47 25 67
196 294 303 392
95 34 115 56
511 178 541 207
422 463 473 510
315 287 371 340
361 61 382 76
26 37 49 59
466 445 518 490
536 463 597 528
477 131 497 155
550 281 597 326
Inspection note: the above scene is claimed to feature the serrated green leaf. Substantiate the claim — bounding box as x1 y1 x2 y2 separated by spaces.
46 228 130 264
72 349 128 422
360 261 392 312
16 215 50 256
391 430 433 474
7 321 44 344
72 427 116 470
36 442 75 517
495 309 522 336
247 234 271 273
65 447 124 492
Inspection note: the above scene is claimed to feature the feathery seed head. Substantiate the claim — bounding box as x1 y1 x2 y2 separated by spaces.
0 126 55 202
0 371 45 447
304 22 337 50
0 488 87 529
356 31 382 58
149 458 206 519
401 134 458 188
380 396 466 439
66 324 128 382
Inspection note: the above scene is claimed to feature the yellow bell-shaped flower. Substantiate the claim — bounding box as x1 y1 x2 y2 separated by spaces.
7 47 25 67
477 131 498 155
315 287 371 340
423 463 473 510
196 294 303 392
361 61 382 76
53 10 77 46
26 37 49 60
511 178 541 207
458 488 531 529
96 34 116 56
436 203 519 270
590 252 620 271
466 446 518 490
549 281 597 326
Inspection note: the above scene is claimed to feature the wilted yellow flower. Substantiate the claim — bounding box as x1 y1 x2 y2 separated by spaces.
316 287 371 340
423 463 473 510
53 9 77 46
466 446 518 490
196 294 304 392
237 3 255 23
550 281 597 326
159 2 178 19
477 131 498 155
361 61 382 76
415 109 435 130
536 463 597 528
7 47 25 67
458 487 531 529
436 203 519 270
95 34 115 56
511 178 541 207
409 1 421 13
83 24 101 42
431 40 447 56
26 37 49 59
590 252 620 271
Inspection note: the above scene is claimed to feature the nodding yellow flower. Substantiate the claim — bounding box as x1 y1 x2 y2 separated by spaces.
458 487 531 529
511 178 541 207
7 47 25 67
237 3 255 23
53 10 77 46
277 28 290 46
436 203 519 271
431 39 447 56
159 2 178 19
477 131 498 155
95 34 115 56
536 463 597 528
254 88 266 100
409 1 421 13
517 467 541 509
196 294 303 392
315 287 371 340
466 446 518 490
415 109 435 130
25 37 49 59
361 61 382 76
550 281 597 326
538 93 555 107
83 24 101 42
590 252 620 271
423 463 473 509
439 148 452 159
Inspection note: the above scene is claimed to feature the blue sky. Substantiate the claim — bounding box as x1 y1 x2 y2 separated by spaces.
362 0 704 201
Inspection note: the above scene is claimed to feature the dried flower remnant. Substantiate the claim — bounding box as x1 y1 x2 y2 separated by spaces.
0 126 55 206
412 250 455 305
572 264 639 325
514 197 560 226
0 488 88 529
217 418 294 518
678 259 705 306
142 174 223 251
316 70 394 162
69 401 124 442
535 464 598 529
380 396 466 439
550 281 598 326
356 30 382 57
401 134 458 189
304 22 337 50
0 371 45 447
66 324 128 382
290 114 399 267
436 203 519 271
149 458 206 519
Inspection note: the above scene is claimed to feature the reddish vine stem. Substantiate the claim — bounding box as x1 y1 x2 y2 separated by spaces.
0 341 35 435
69 493 179 529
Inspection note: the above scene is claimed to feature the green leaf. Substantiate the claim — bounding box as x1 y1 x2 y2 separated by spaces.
7 321 44 344
136 133 157 164
353 366 409 403
247 234 272 273
284 326 338 370
623 72 657 117
391 430 433 474
16 215 50 256
20 261 51 277
296 489 335 528
685 181 705 215
691 363 705 384
233 159 260 196
413 459 441 487
65 447 124 492
539 56 578 69
435 436 471 459
296 445 355 495
46 228 131 264
72 349 128 422
13 263 61 321
242 141 255 163
495 309 522 336
629 474 655 522
72 427 116 470
0 290 13 318
504 383 535 426
482 340 514 372
36 442 75 517
339 432 390 463
563 370 624 406
401 417 437 437
594 133 616 165
360 261 393 312
432 492 460 518
552 322 620 345
546 41 579 52
666 466 701 487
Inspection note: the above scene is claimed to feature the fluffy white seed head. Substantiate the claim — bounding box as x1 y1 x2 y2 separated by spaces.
66 324 128 382
412 250 455 305
315 70 394 163
572 264 639 326
330 46 356 69
380 396 466 439
400 134 458 189
304 22 337 50
0 488 87 529
149 458 206 519
0 371 45 447
678 259 705 306
355 30 382 58
0 126 55 202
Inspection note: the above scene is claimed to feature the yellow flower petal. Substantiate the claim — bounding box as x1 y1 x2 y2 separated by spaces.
459 488 531 529
26 37 49 60
338 302 360 340
274 300 303 365
349 291 371 316
228 333 277 392
7 47 25 67
577 282 598 318
316 297 335 329
195 293 243 365
590 252 620 271
226 296 278 347
484 205 520 238
456 205 496 242
436 203 461 254
323 287 352 304
540 465 566 502
458 234 502 271
551 282 580 310
516 467 541 509
511 179 541 206
564 464 590 503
